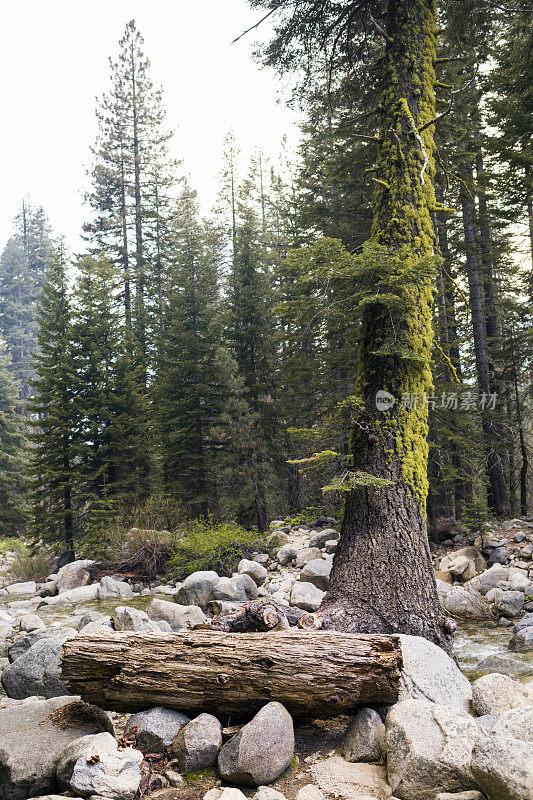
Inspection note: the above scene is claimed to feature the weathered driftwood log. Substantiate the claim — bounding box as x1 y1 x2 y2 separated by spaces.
208 598 314 631
61 630 402 717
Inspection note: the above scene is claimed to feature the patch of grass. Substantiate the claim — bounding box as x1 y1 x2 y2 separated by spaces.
170 519 268 578
183 768 217 783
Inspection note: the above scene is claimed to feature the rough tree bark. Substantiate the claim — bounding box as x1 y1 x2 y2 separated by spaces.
61 630 402 717
319 0 455 656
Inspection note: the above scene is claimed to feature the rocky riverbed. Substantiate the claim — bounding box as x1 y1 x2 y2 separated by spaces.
0 515 531 800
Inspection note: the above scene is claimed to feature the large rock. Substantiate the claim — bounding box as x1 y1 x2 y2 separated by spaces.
217 702 294 786
295 548 322 569
471 672 532 716
509 627 533 652
114 606 160 633
276 546 297 566
43 584 99 606
300 559 332 592
471 735 533 800
7 626 76 663
386 699 480 800
237 560 267 587
0 695 113 800
310 756 391 800
69 731 143 800
1 628 76 699
4 582 37 596
340 708 385 762
490 589 524 618
213 574 258 603
491 705 533 742
398 634 472 712
19 614 45 632
476 653 533 679
170 713 222 772
489 546 510 565
97 576 133 600
467 564 510 595
442 587 490 619
290 581 325 612
124 707 189 752
55 560 93 594
308 529 339 549
146 598 207 631
440 547 486 576
174 571 220 610
445 555 477 581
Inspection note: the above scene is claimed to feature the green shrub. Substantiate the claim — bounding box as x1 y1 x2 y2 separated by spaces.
170 519 267 578
0 538 21 556
8 544 51 582
81 494 185 579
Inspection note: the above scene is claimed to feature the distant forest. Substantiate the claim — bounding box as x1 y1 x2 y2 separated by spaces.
0 11 531 552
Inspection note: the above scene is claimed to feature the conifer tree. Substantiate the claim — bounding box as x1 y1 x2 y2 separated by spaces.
0 202 53 400
0 343 27 536
228 190 282 530
28 247 75 553
156 188 224 517
84 20 177 373
71 254 151 528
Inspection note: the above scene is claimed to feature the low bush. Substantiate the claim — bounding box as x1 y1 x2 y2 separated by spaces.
8 543 51 582
170 519 267 578
81 494 184 580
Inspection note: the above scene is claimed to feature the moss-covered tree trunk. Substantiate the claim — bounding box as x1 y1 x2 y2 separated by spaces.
320 0 454 655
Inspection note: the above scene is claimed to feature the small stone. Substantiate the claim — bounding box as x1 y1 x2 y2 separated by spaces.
213 574 258 603
296 786 325 800
276 545 298 566
300 559 332 591
254 788 288 800
489 546 510 565
340 708 385 762
124 707 189 752
308 529 339 549
217 702 294 786
290 581 325 612
509 626 533 651
4 582 37 596
114 606 160 633
170 712 222 772
55 560 92 593
97 576 133 600
238 559 268 586
436 793 486 800
19 615 45 633
492 589 524 618
69 731 143 800
146 598 207 631
174 571 219 610
295 548 322 568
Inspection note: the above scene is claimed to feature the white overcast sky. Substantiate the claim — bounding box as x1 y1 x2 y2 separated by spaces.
0 0 299 250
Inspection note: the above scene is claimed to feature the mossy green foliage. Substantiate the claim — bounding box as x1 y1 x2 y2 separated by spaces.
170 518 268 578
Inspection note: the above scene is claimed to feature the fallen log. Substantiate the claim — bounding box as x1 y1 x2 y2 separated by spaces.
61 630 402 717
